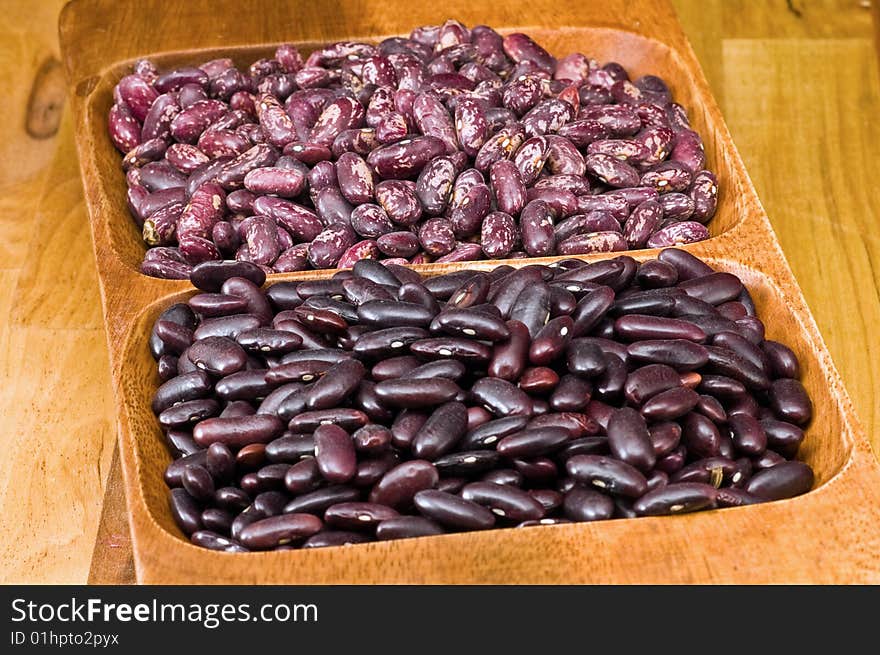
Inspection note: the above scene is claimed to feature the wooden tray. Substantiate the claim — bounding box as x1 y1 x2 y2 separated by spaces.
59 0 880 583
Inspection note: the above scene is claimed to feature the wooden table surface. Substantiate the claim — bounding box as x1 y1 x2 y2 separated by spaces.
0 0 877 584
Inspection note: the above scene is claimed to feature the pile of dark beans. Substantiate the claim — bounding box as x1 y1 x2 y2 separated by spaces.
151 249 813 552
111 21 719 279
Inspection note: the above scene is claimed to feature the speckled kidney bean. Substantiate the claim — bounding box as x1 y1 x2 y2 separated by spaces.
478 211 516 258
415 156 456 216
689 170 719 223
646 221 710 248
366 136 446 180
375 180 423 225
519 199 556 257
621 200 663 248
308 224 356 268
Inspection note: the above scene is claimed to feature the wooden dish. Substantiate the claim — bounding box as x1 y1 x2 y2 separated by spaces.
59 0 880 583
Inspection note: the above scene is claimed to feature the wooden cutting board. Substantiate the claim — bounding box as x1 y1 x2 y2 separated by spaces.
2 0 879 583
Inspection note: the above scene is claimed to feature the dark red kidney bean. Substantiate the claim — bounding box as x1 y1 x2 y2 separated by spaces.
281 484 360 517
373 378 461 408
694 393 726 424
712 331 767 371
633 483 717 516
405 360 467 382
157 355 179 383
649 421 682 457
431 308 509 341
496 426 569 458
413 489 495 530
265 434 315 463
761 419 805 458
627 339 709 371
467 406 493 431
461 482 544 521
562 486 614 522
646 470 669 493
287 408 369 433
460 416 529 450
213 487 250 514
672 457 738 486
728 414 767 456
213 369 275 401
698 375 747 399
323 502 399 531
566 340 607 378
566 454 648 498
715 488 764 508
409 337 493 363
170 488 202 536
767 378 813 426
681 412 721 458
239 513 323 549
569 286 615 338
158 398 220 430
470 377 534 417
704 345 770 390
352 453 399 488
657 248 713 280
164 451 208 488
304 359 365 411
264 359 333 385
679 273 743 306
151 370 213 414
353 327 428 359
614 315 707 343
529 316 574 365
189 293 249 318
481 468 525 487
606 407 656 472
282 458 320 494
181 464 215 502
489 267 543 318
447 272 491 309
433 450 500 477
593 355 627 402
513 368 555 396
750 449 786 472
745 461 814 501
510 284 552 340
236 328 302 355
640 386 700 421
511 456 558 482
155 320 194 355
190 260 266 293
611 290 677 318
186 336 247 376
762 340 800 379
411 401 468 460
371 356 420 381
357 300 434 327
369 460 439 508
301 530 372 548
487 320 529 381
376 516 445 541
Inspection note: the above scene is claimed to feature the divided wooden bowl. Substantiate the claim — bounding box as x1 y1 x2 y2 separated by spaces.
59 0 880 583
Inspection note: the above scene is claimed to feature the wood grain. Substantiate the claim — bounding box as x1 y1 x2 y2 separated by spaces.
0 0 879 583
57 0 880 583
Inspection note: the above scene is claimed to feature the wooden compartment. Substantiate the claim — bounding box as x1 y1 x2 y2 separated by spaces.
59 0 880 583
